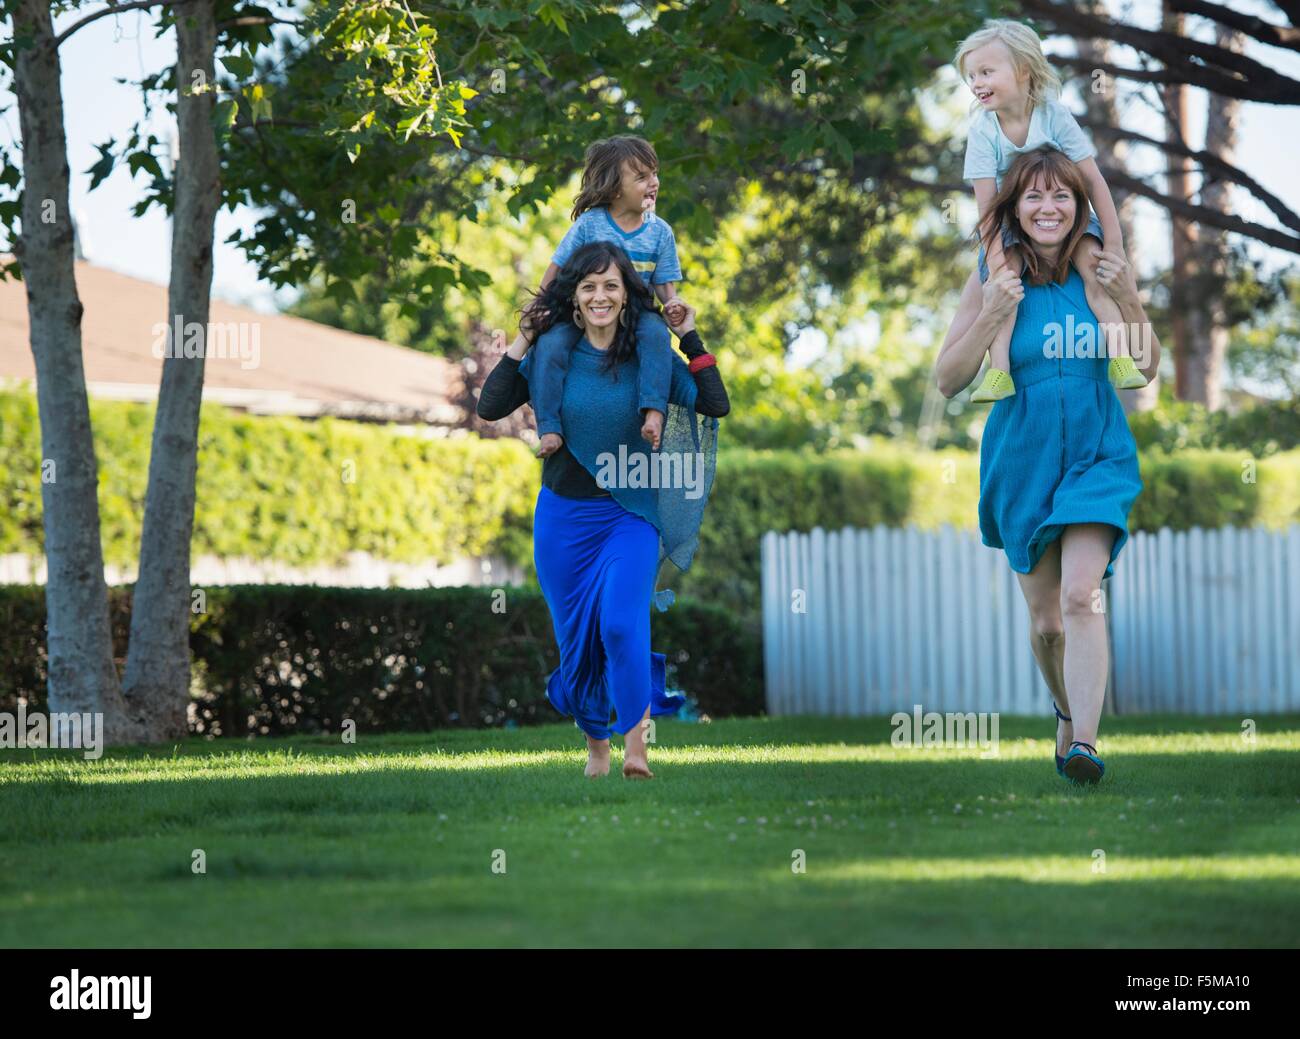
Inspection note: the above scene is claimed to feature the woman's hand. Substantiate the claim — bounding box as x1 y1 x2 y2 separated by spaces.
983 267 1024 325
936 266 1020 399
1093 249 1138 307
668 299 696 337
516 302 551 349
498 327 531 361
664 297 688 329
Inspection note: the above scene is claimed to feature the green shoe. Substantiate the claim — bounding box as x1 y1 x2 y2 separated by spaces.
1108 355 1148 389
970 367 1015 403
1063 741 1105 785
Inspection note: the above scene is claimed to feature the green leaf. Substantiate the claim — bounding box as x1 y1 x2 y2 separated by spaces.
85 142 116 192
213 99 238 133
126 150 164 181
221 52 255 80
247 83 272 123
325 279 357 303
535 3 568 34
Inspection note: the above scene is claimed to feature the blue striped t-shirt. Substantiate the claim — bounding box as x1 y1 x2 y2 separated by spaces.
551 207 682 289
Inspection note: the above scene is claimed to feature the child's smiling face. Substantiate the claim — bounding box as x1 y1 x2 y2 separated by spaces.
964 40 1026 111
615 158 659 213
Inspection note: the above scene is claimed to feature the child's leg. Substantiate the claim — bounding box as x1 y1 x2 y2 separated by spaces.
531 322 584 439
633 308 672 417
1072 234 1128 360
969 245 1020 403
987 246 1022 374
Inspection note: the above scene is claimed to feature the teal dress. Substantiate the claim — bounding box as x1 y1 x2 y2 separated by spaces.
978 266 1143 577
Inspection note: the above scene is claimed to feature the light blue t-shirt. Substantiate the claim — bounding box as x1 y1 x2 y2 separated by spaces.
963 99 1096 187
551 207 683 289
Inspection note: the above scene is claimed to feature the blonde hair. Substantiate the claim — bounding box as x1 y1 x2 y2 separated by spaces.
954 19 1061 114
570 135 659 222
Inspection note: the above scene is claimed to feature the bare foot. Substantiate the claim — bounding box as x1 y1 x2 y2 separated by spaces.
640 409 663 451
536 432 563 458
622 755 654 780
585 736 610 778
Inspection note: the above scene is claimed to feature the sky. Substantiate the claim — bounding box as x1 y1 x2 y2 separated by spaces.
1 1 1297 327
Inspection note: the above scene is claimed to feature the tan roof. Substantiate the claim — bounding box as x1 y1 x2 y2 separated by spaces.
0 259 465 424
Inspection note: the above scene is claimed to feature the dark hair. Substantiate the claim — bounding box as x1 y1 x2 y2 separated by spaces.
520 241 660 374
571 135 658 221
979 145 1091 286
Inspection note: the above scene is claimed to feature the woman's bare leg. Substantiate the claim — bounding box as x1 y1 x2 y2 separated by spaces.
622 703 653 779
1013 539 1072 757
1058 523 1116 748
585 734 610 778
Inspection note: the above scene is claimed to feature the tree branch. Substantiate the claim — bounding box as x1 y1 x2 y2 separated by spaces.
55 0 199 48
1273 1 1300 27
1084 121 1300 236
1170 0 1300 52
1028 0 1300 104
1101 167 1300 254
1052 55 1207 92
1051 53 1285 105
218 15 303 30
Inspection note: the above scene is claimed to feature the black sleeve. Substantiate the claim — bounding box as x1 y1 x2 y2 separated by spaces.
676 329 730 418
476 355 532 420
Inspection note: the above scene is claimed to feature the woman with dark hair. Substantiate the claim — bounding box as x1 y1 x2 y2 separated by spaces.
477 240 729 779
936 145 1161 784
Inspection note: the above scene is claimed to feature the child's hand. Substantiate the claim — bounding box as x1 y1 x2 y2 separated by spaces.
640 409 664 451
536 433 564 458
664 298 688 329
666 299 695 337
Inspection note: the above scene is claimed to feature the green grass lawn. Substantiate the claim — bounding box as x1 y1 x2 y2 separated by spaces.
2 714 1298 948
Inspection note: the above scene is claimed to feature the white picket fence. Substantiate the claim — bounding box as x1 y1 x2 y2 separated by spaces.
760 524 1300 716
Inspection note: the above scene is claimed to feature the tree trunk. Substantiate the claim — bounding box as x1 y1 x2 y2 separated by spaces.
121 0 221 740
12 0 137 740
1077 10 1158 414
1162 4 1202 404
1182 26 1243 412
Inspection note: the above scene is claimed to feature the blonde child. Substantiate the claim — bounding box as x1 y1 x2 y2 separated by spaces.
955 19 1147 402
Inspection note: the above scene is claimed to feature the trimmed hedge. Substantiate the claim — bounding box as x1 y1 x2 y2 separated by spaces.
1127 397 1300 458
3 389 1298 622
0 585 763 734
0 388 538 569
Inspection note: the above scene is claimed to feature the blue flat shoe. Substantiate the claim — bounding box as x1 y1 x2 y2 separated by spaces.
1052 703 1072 777
1063 740 1105 784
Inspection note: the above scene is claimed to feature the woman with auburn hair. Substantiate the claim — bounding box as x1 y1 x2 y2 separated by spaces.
936 146 1161 784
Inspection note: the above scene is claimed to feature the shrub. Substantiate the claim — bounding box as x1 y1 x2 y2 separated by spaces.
0 584 764 734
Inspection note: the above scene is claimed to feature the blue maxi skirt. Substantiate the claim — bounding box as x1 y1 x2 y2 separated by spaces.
533 485 686 741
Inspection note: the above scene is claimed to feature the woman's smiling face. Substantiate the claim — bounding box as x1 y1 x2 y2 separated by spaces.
575 263 626 329
1016 171 1079 251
